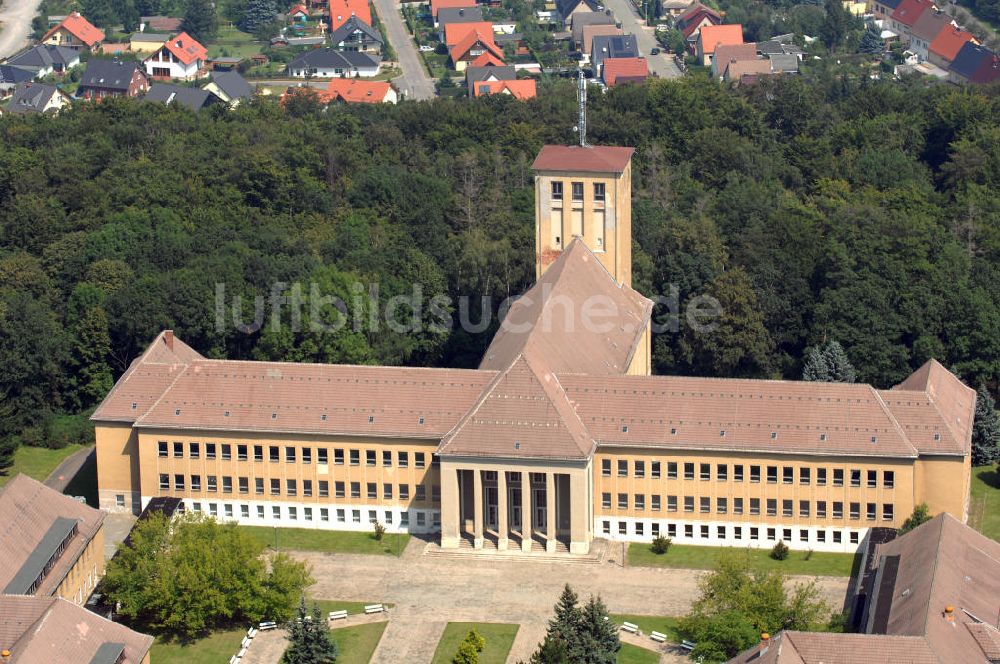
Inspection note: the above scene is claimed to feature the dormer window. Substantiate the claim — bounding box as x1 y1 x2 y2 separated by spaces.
621 425 628 433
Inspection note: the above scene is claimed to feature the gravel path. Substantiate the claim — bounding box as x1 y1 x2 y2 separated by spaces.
0 0 43 60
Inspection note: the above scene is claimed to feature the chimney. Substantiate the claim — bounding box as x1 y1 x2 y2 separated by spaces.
164 330 174 350
944 606 955 622
760 633 770 649
1 649 11 661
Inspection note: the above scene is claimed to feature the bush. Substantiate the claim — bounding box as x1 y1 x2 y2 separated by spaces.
650 535 672 554
453 629 485 664
770 541 790 561
373 521 386 541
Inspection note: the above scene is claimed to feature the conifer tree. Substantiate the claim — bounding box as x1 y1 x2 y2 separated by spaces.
548 585 582 650
577 596 620 664
803 340 856 383
859 24 885 53
284 597 338 664
972 385 1000 465
183 0 219 42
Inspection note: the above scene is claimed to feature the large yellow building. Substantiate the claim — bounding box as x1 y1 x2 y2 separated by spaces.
93 145 976 555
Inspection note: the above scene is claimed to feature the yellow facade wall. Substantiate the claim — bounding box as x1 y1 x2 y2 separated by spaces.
95 423 142 513
54 523 106 606
914 455 970 522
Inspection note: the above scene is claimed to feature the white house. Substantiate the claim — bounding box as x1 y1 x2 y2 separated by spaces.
286 49 381 77
142 32 207 80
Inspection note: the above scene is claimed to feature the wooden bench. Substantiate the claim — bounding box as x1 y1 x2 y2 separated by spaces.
364 604 385 615
241 636 251 648
621 622 639 634
328 610 348 621
650 631 667 643
246 627 257 639
259 621 277 631
680 640 697 652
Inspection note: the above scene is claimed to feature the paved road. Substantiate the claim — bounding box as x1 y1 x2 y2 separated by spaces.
601 0 683 78
0 0 43 59
371 0 436 100
45 445 95 492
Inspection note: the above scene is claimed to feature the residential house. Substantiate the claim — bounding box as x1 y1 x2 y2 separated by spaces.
662 0 694 17
144 84 223 111
676 3 721 49
890 0 935 43
928 25 976 68
40 12 104 51
450 27 505 70
203 70 254 106
696 23 743 66
0 65 35 96
437 7 485 41
98 42 129 55
328 0 371 32
711 41 756 77
727 515 1000 664
141 15 184 32
330 15 384 55
725 57 772 83
4 45 80 76
582 24 622 55
0 595 153 664
431 0 478 26
286 48 381 77
4 83 71 114
444 21 496 47
289 3 310 21
129 32 169 53
465 64 516 95
321 77 398 103
143 32 208 81
591 33 639 73
948 41 1000 83
472 77 537 98
78 59 149 100
909 9 953 60
601 56 648 86
557 0 601 29
871 0 903 22
571 12 615 49
768 52 800 73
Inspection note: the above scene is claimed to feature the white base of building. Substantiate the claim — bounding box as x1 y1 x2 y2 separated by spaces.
595 516 868 553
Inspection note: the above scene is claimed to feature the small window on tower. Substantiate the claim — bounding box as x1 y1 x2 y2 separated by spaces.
551 181 563 200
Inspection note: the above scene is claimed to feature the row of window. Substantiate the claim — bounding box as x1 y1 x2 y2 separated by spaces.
187 502 441 528
599 493 895 521
600 460 895 489
156 441 434 469
601 520 862 545
157 474 441 502
551 181 605 202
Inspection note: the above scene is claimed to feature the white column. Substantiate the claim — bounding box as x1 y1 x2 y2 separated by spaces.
440 463 460 549
473 469 483 549
546 472 557 553
498 471 509 551
521 472 533 553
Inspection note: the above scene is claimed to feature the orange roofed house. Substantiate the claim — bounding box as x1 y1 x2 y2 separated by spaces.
447 23 504 70
329 0 371 32
41 12 105 51
432 0 477 25
601 57 648 86
142 32 207 80
928 25 976 68
92 143 977 559
696 23 744 65
320 77 397 103
472 77 536 99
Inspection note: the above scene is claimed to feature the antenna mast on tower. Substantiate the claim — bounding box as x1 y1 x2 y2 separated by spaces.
577 69 588 147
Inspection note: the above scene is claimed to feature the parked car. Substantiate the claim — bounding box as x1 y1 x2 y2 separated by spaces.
651 47 660 55
419 44 434 52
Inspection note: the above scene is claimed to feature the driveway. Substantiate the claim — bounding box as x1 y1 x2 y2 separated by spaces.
371 0 436 100
294 538 849 663
600 0 682 78
0 0 43 59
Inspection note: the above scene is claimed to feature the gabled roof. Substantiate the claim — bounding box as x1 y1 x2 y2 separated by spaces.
970 46 1000 83
928 25 975 62
329 15 383 45
768 53 799 72
437 6 484 25
78 59 143 91
876 0 904 10
144 84 220 110
438 354 596 460
158 32 207 65
444 20 495 46
0 65 36 85
0 474 105 597
948 40 992 79
887 358 975 454
582 24 623 53
208 70 253 101
469 50 506 67
591 33 639 66
533 144 634 172
287 48 379 69
713 41 757 72
557 0 600 19
910 9 952 42
466 64 515 94
5 45 80 70
5 83 66 114
41 12 105 47
571 11 615 44
728 632 940 663
890 0 934 28
129 32 169 42
698 23 744 54
0 595 152 664
450 29 504 63
473 78 536 98
289 3 310 15
141 15 184 32
329 0 372 30
320 77 394 103
602 56 648 85
430 0 477 17
725 57 772 81
479 238 652 376
677 2 720 24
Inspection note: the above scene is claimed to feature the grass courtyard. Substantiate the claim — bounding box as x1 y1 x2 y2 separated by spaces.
331 621 388 664
0 443 87 487
610 614 683 642
969 465 1000 542
617 643 660 664
430 622 519 664
150 628 245 664
242 525 410 554
628 542 857 577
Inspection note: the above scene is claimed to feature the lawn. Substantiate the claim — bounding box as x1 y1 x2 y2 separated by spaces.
609 614 683 642
0 443 87 487
207 24 263 59
628 542 856 577
310 598 393 615
969 465 1000 542
241 525 409 554
431 622 519 664
617 643 660 664
331 621 387 664
150 629 245 664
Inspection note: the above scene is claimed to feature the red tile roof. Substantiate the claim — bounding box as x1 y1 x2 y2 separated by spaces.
470 50 505 67
42 12 105 47
328 0 371 31
321 78 394 103
472 78 536 98
289 3 309 15
890 0 934 28
602 56 648 85
444 21 495 46
431 0 477 17
450 28 504 63
698 23 744 54
678 3 721 25
161 32 207 65
532 144 635 173
929 25 975 62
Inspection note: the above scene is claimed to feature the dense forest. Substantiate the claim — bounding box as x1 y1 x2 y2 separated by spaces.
1 76 999 458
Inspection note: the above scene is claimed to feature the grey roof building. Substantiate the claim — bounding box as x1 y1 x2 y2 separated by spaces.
437 6 485 25
328 15 383 53
144 84 222 111
5 44 80 74
591 33 639 69
286 48 380 76
465 64 516 95
768 53 799 73
5 82 68 114
205 70 253 104
0 65 36 92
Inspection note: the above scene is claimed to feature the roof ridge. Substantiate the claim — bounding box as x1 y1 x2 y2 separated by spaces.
870 386 919 456
437 353 527 454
